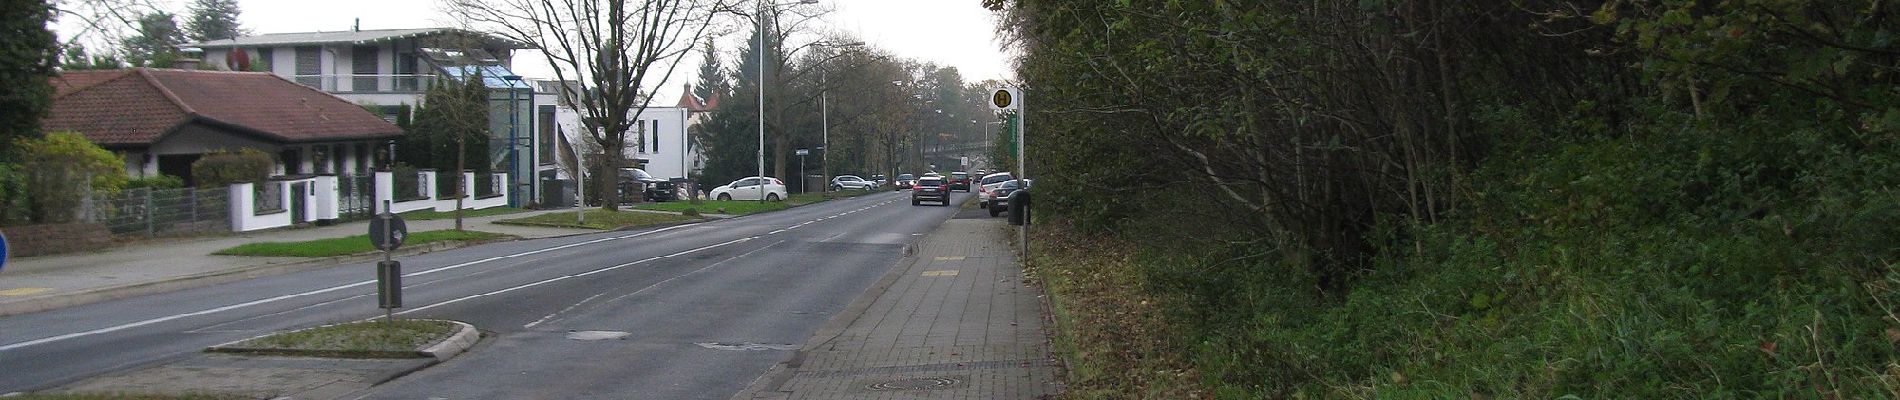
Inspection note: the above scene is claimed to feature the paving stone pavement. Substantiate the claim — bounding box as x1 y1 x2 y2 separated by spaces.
737 217 1063 399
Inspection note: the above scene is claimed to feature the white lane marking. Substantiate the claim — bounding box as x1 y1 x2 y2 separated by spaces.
523 240 783 329
1 197 894 351
402 237 754 316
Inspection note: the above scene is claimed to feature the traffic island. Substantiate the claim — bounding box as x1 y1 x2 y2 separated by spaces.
44 320 481 400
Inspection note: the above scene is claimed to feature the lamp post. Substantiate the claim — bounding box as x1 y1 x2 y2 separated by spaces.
755 0 821 203
814 41 863 194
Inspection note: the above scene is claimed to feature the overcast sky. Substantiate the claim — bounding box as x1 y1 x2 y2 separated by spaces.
55 0 1015 103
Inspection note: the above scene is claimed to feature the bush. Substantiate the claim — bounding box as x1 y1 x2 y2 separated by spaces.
16 131 124 223
124 174 184 189
191 148 272 188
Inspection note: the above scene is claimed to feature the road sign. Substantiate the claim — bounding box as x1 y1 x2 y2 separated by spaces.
990 87 1019 111
796 148 810 156
0 230 9 273
369 214 408 251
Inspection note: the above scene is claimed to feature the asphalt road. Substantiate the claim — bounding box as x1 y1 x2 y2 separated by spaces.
0 189 976 399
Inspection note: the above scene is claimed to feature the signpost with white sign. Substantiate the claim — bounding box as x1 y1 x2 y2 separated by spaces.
990 87 1029 251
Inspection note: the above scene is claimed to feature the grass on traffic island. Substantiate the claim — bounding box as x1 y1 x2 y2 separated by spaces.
212 230 513 257
495 208 701 230
397 206 527 220
208 319 460 359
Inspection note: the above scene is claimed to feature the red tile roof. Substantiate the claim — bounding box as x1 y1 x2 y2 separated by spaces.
45 68 402 147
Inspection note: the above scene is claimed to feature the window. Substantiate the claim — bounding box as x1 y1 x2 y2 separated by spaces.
636 120 648 153
539 105 555 165
352 46 378 92
256 47 272 71
294 46 321 88
651 120 660 153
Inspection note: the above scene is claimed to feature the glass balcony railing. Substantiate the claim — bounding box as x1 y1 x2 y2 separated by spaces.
286 74 439 93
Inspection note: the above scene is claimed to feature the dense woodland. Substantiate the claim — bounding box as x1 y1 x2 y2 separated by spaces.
998 0 1900 397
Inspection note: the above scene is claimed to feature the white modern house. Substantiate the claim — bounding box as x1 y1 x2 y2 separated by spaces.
546 105 694 180
181 28 549 206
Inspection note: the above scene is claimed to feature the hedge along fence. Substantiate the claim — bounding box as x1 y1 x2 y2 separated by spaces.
192 149 273 188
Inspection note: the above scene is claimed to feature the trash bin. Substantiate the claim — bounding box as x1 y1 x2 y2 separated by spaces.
1007 189 1032 226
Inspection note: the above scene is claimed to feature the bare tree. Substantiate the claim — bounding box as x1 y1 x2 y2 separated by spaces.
446 0 718 210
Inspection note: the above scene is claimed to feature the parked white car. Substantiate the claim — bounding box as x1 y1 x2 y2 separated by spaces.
710 176 788 201
975 172 1015 208
829 175 877 191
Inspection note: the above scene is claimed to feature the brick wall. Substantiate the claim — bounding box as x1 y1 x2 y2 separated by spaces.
3 223 113 257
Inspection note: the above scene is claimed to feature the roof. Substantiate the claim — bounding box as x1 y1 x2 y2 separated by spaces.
45 68 403 146
182 28 525 49
674 84 720 112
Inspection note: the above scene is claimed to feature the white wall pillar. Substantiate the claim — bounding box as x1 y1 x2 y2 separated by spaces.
313 175 339 222
228 182 253 231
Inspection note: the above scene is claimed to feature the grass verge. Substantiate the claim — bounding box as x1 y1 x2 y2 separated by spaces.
212 230 512 257
1027 223 1203 398
212 319 459 358
496 209 700 230
397 207 526 220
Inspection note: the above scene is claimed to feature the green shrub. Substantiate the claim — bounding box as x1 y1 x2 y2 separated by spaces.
16 131 124 223
124 174 184 189
191 148 272 188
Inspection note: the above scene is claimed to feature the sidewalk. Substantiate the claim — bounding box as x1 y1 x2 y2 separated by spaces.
735 217 1064 399
0 208 597 317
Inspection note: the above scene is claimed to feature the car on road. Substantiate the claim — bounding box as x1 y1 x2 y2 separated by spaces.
868 174 887 187
893 173 917 190
948 171 971 192
911 176 950 206
974 172 1015 208
988 179 1032 217
710 176 788 201
829 175 877 191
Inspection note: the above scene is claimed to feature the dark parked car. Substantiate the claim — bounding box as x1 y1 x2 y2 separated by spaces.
618 168 679 202
948 171 971 191
911 176 950 206
988 179 1032 217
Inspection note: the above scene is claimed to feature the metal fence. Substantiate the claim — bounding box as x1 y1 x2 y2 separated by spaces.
338 173 375 220
86 186 229 238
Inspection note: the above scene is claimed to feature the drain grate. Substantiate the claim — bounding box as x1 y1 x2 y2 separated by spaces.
866 376 962 391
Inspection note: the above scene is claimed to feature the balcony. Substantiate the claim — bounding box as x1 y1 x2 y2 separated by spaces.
287 74 439 94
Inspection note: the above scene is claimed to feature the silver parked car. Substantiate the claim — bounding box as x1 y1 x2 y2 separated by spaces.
829 175 877 191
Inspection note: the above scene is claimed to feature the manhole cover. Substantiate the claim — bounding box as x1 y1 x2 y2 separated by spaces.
567 331 631 340
866 377 961 391
695 342 798 351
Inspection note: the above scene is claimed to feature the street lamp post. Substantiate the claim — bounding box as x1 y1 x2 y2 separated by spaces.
755 0 821 203
814 41 863 195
